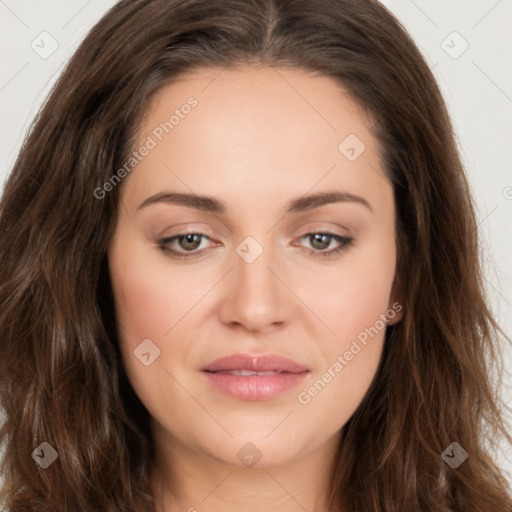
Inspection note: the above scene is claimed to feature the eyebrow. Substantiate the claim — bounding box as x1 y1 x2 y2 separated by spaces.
137 190 373 214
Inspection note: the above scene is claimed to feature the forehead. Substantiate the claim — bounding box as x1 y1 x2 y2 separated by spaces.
122 65 390 214
139 64 376 149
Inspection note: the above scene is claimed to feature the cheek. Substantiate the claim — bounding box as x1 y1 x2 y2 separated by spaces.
302 239 397 342
108 242 203 343
293 240 396 421
295 289 391 435
108 244 191 418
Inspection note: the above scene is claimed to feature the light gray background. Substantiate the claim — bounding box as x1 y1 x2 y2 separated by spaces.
1 0 511 483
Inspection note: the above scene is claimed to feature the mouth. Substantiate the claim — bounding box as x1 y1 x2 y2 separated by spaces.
207 370 290 376
201 353 310 400
202 353 308 373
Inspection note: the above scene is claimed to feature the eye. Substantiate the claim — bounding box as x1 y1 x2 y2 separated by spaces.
158 232 213 259
157 231 354 260
295 232 354 258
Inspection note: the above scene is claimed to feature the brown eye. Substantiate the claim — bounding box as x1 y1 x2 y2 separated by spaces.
309 233 332 251
158 232 212 260
177 233 203 251
297 232 354 258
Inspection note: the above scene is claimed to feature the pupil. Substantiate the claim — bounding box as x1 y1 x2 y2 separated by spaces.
311 234 330 250
182 234 201 250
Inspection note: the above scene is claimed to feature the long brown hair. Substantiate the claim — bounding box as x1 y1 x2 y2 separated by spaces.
1 0 511 510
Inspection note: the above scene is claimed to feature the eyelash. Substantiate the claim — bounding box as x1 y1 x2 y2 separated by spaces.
157 232 354 260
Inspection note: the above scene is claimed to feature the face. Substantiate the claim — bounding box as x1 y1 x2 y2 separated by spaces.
108 65 402 471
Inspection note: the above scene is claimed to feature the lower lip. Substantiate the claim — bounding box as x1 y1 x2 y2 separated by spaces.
202 371 309 401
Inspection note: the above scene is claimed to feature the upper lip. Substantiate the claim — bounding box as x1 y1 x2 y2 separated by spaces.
202 354 309 373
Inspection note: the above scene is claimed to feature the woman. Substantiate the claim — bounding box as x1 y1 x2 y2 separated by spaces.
0 0 511 511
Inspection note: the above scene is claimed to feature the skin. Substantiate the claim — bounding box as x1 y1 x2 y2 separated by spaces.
108 64 403 512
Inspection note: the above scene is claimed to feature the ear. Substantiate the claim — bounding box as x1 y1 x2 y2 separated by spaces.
386 274 404 326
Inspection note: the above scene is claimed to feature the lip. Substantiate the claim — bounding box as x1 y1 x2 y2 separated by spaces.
201 353 310 401
202 353 308 373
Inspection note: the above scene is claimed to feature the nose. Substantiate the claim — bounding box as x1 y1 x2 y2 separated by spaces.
217 238 290 333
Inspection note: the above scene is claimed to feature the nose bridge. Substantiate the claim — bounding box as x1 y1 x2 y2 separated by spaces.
219 233 287 330
236 235 275 287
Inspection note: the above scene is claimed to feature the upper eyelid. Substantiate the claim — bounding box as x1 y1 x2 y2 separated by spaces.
160 221 351 239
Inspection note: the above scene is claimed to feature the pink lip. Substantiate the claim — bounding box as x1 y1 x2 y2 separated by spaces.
201 354 310 401
202 354 308 373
